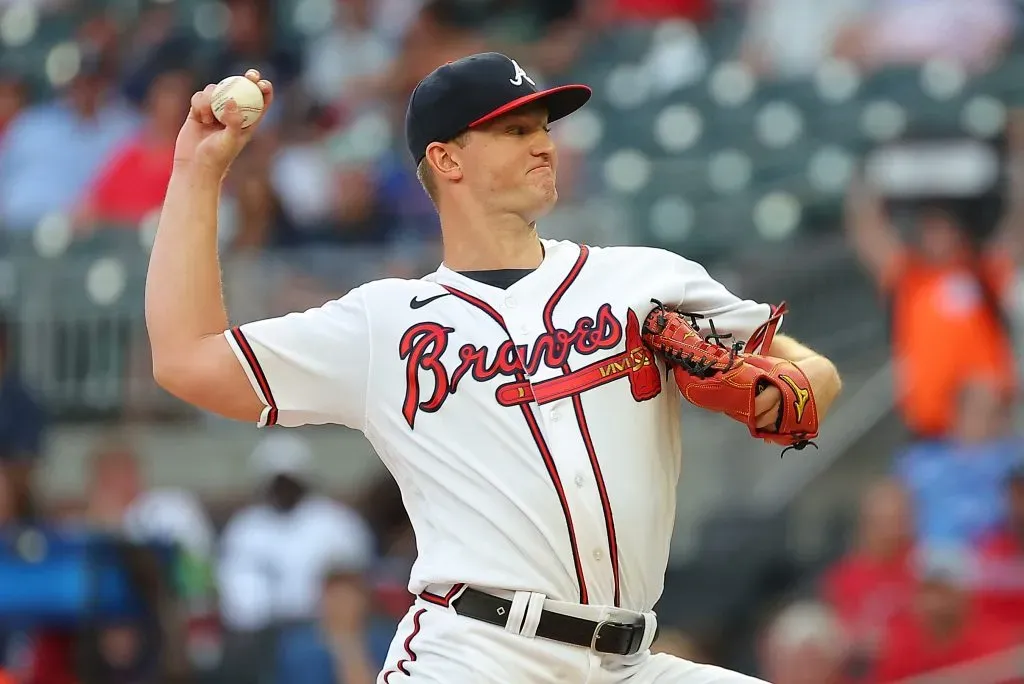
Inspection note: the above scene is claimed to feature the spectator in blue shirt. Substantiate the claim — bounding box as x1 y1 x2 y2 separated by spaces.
895 379 1023 551
276 567 395 684
0 52 138 231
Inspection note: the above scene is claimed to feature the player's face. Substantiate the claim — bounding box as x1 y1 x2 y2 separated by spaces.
459 106 558 223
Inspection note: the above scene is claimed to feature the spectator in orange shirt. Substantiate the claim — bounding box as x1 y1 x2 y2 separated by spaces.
876 548 1022 683
845 173 1020 441
76 64 197 229
975 466 1024 635
821 479 916 670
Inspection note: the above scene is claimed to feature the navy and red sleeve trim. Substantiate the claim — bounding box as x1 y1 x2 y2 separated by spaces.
230 327 279 427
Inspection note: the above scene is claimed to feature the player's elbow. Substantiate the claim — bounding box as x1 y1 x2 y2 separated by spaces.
151 352 196 400
150 333 225 393
149 338 216 402
151 337 266 423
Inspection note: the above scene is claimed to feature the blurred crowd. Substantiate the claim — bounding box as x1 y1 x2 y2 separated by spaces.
0 429 420 684
1 0 1020 262
1 0 1024 683
0 0 636 277
752 86 1024 684
760 40 1024 682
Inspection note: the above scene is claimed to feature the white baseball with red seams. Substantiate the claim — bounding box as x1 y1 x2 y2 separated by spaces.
210 75 264 128
223 238 774 683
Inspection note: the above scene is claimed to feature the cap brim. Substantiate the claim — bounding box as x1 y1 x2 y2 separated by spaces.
469 84 592 129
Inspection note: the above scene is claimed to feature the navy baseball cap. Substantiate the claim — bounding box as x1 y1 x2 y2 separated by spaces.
406 52 592 164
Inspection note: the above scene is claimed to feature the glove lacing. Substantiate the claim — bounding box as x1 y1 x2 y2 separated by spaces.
646 299 744 378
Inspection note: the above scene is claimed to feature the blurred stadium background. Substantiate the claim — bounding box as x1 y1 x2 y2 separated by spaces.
0 0 1023 682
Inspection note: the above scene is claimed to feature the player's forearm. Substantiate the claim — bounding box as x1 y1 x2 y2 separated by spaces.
768 334 818 364
771 335 840 382
773 334 843 410
145 161 230 377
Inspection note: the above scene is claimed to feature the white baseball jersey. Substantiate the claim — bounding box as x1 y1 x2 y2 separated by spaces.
225 239 776 613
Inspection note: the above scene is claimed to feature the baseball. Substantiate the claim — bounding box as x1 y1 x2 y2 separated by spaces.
210 75 265 128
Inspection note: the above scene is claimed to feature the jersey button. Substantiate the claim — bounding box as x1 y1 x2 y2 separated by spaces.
574 475 585 488
550 411 560 422
506 296 518 308
593 550 603 561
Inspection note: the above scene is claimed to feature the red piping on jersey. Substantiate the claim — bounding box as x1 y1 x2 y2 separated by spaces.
541 246 622 607
383 608 425 682
230 327 279 427
443 285 590 605
420 583 465 607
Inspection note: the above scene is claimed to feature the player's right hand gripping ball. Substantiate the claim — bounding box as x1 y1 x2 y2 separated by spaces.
641 300 819 454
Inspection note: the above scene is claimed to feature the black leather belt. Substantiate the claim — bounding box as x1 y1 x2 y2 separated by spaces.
450 588 650 656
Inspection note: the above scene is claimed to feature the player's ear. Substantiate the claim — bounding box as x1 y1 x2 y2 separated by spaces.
426 142 464 183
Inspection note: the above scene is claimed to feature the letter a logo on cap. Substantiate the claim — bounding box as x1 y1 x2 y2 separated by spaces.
509 59 536 87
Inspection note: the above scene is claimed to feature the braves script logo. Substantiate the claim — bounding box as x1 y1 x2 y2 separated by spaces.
399 305 660 428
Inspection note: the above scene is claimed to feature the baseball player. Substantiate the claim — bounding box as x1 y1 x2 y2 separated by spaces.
147 54 842 683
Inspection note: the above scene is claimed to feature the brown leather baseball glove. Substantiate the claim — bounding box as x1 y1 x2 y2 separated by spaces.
641 300 818 454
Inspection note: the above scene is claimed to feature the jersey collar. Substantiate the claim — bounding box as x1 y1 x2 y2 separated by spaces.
429 239 581 305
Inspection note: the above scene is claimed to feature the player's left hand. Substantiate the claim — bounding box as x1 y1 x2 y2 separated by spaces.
643 300 828 452
755 353 841 431
754 385 783 431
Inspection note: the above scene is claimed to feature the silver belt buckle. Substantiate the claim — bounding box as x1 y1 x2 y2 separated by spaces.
589 620 612 653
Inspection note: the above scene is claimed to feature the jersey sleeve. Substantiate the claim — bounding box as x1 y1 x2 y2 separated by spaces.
224 287 371 429
678 259 777 343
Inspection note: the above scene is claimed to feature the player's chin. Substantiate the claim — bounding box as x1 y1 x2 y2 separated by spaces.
526 189 558 222
515 176 557 217
530 175 558 204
